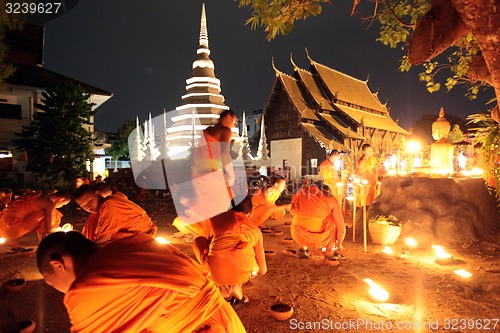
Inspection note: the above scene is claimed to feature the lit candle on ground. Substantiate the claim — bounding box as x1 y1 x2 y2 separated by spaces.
155 237 171 245
381 246 393 254
0 237 5 244
54 223 73 233
453 269 472 278
363 278 390 302
432 245 452 259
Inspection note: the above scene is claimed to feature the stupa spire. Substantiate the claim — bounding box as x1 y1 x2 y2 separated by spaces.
199 3 208 49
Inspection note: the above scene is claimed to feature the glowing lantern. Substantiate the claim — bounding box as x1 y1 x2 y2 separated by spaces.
363 278 390 302
155 237 171 245
0 237 5 244
54 223 73 233
381 246 393 254
453 269 472 278
432 245 452 259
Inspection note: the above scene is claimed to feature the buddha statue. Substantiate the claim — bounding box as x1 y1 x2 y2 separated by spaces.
430 107 454 174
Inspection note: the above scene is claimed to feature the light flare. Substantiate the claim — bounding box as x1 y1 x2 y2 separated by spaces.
405 238 417 247
381 246 393 254
54 223 73 233
0 237 5 244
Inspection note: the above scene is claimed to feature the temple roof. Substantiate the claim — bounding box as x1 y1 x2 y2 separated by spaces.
334 103 409 135
300 122 351 152
275 70 320 121
311 61 387 113
294 67 334 111
318 112 365 140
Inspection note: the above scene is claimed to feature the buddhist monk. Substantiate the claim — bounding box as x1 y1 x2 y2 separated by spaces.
319 150 342 199
180 110 239 225
290 183 346 259
249 177 290 228
0 190 70 248
94 182 128 200
75 184 157 244
37 231 246 333
356 143 381 207
193 197 267 307
0 187 13 210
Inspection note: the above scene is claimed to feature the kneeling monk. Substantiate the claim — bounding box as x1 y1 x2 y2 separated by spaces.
194 197 267 305
0 190 70 247
37 231 246 333
290 183 345 259
75 185 157 244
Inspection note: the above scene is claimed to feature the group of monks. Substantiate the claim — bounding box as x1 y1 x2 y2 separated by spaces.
1 110 381 332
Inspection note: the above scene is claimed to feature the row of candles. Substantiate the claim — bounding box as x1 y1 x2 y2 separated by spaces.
364 238 473 302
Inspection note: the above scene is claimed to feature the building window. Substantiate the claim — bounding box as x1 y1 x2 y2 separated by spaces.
0 103 22 119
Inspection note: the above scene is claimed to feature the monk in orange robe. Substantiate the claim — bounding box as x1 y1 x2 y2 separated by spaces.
37 231 246 333
0 190 70 248
290 184 346 259
0 187 13 210
194 197 267 305
249 177 290 227
75 184 157 243
356 143 381 207
319 150 342 200
94 182 128 200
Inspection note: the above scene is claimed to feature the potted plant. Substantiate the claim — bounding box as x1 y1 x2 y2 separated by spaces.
368 214 402 245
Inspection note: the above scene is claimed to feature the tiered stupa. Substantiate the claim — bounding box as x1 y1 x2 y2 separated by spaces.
430 107 454 174
166 4 235 157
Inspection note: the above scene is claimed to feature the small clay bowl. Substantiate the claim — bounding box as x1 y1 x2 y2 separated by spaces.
1 320 36 333
2 278 26 293
272 230 284 236
282 237 293 244
284 221 292 226
269 303 294 320
264 250 276 257
325 258 340 266
261 228 272 234
19 248 35 256
283 249 297 256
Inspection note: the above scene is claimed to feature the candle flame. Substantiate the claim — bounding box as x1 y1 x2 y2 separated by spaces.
433 245 452 259
155 237 171 245
361 179 369 185
405 238 417 247
54 223 73 233
363 278 390 302
453 269 472 278
0 237 5 244
381 246 393 254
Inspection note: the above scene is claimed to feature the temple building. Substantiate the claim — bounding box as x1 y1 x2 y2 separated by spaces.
263 51 409 180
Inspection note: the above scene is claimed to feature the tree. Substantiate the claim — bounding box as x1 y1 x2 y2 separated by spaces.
239 0 499 121
16 83 97 182
448 124 465 143
107 120 135 162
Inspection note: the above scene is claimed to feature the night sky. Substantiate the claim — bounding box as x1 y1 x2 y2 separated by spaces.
39 0 494 133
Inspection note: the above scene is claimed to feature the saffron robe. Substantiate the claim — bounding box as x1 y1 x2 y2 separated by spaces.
199 211 260 286
319 159 341 200
356 155 379 206
64 233 246 333
290 186 336 248
0 193 62 239
88 196 157 243
249 187 285 227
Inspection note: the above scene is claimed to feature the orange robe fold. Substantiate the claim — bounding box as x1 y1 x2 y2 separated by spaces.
87 196 157 243
356 156 379 206
65 233 246 333
0 193 62 239
290 186 335 248
201 212 259 286
249 187 285 227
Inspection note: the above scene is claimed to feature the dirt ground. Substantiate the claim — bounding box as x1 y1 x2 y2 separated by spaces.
1 199 499 333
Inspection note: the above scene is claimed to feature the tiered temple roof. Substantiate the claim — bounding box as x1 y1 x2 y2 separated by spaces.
267 52 408 153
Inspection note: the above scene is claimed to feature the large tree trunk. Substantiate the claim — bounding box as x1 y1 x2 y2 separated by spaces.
450 0 500 121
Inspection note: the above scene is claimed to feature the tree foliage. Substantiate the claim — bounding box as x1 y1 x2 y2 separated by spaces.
239 0 492 98
107 120 135 161
16 83 97 182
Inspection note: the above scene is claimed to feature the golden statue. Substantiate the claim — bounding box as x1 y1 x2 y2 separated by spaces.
430 107 454 173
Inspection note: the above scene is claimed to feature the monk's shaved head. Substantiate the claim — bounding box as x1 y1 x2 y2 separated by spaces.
74 184 97 200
